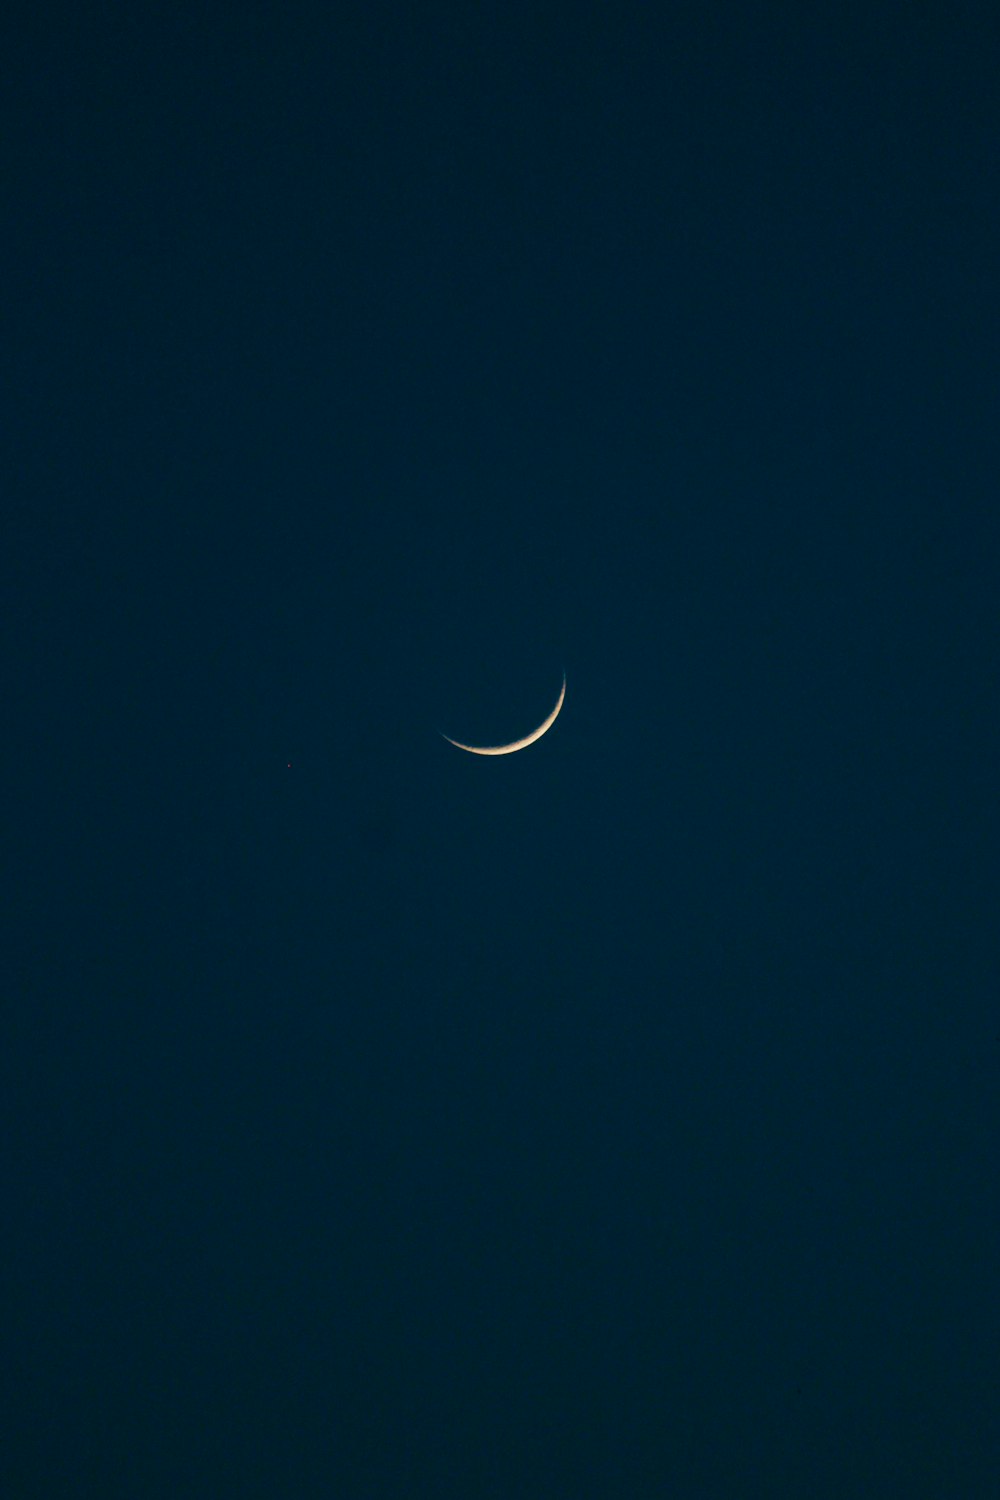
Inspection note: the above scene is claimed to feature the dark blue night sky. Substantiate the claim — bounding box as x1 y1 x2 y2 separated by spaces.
6 3 998 1495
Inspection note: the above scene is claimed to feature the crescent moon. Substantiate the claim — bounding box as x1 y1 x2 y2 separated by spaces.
441 672 566 756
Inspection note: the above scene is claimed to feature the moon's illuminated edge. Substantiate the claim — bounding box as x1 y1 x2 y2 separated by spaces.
441 672 566 756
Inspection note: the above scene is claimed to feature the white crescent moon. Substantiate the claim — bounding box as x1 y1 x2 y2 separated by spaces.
441 672 566 756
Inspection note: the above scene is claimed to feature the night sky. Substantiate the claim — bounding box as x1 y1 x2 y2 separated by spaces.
6 4 998 1495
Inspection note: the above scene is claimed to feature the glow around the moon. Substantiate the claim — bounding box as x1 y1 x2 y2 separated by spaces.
441 671 566 756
